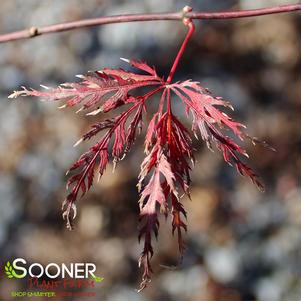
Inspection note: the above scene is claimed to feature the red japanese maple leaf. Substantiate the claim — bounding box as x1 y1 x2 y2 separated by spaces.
9 20 268 291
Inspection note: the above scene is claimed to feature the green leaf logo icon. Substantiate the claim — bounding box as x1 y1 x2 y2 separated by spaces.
92 275 104 283
5 261 14 279
4 261 25 279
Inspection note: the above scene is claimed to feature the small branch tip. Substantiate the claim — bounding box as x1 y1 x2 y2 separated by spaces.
183 6 193 14
29 27 39 38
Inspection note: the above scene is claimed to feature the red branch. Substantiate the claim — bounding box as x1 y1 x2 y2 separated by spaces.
0 4 300 43
166 18 195 84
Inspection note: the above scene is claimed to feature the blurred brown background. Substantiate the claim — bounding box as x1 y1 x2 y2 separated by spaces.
0 1 301 300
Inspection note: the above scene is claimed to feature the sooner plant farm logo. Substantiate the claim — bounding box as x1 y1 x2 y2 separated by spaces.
4 258 103 280
3 258 104 298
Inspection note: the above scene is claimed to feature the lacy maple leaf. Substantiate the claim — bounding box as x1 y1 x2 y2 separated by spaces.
9 57 264 290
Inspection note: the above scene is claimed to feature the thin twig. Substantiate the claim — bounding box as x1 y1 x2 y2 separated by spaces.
0 4 300 43
166 17 195 84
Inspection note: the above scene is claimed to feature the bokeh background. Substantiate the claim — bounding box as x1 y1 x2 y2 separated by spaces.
0 0 301 300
